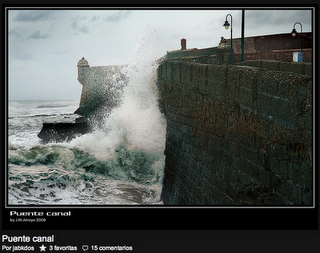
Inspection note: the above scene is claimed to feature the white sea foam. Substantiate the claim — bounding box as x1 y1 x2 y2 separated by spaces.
8 100 80 149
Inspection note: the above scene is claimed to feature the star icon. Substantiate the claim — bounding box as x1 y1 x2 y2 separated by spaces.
39 245 47 252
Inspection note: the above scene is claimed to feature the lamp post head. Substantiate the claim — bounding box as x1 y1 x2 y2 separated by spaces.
223 20 230 30
291 28 297 37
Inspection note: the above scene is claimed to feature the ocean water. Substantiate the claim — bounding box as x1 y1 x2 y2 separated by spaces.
8 33 167 205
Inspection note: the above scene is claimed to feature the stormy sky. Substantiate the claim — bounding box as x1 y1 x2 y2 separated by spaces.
8 8 312 100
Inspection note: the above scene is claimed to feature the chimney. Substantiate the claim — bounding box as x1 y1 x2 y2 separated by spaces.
181 38 186 50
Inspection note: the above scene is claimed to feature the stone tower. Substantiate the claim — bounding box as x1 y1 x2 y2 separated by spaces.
75 57 90 116
77 57 89 85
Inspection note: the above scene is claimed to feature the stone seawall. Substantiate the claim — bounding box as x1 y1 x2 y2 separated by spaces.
158 60 313 205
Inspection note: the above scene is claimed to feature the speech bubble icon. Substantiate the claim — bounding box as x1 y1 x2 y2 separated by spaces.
82 245 89 251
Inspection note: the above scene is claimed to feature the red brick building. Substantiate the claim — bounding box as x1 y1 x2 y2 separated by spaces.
225 32 312 63
167 33 312 64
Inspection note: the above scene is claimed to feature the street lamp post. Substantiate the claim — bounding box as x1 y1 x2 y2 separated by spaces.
291 22 303 53
223 14 233 64
241 10 245 62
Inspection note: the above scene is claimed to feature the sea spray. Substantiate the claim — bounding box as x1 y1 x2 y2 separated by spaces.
68 29 166 181
8 30 166 205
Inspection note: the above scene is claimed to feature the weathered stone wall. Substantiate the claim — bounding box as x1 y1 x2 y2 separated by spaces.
76 64 127 120
236 59 312 76
158 60 313 205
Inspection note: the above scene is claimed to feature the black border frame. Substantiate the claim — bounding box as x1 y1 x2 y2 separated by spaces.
2 4 319 232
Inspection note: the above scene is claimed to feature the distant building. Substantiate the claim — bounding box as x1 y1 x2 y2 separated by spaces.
166 33 312 64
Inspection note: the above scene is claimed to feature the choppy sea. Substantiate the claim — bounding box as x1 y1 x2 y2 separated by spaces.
8 41 167 205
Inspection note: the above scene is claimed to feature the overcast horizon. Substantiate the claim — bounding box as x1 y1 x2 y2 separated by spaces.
8 8 313 101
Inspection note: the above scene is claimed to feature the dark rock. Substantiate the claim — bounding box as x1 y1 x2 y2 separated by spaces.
37 121 90 144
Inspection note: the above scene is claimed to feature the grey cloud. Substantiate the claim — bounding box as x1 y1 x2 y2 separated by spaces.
70 15 87 29
79 25 89 33
9 42 32 61
104 11 131 22
246 10 311 28
9 27 25 37
71 21 90 34
72 21 78 31
91 15 100 22
14 10 54 22
28 30 50 39
71 16 87 21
